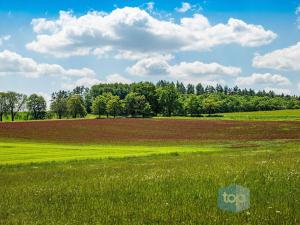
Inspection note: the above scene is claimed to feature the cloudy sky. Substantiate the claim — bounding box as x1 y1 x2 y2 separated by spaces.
1 0 300 100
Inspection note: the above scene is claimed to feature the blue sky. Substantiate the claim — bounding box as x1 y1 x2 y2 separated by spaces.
0 0 300 102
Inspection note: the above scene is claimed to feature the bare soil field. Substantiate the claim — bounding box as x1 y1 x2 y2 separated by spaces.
1 118 300 144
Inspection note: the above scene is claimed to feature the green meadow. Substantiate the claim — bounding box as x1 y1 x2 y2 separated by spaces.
156 109 300 121
0 141 299 225
0 111 300 224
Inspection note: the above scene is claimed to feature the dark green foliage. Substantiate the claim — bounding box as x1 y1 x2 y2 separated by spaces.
0 92 7 122
3 81 300 121
51 91 68 119
107 95 123 118
157 84 180 116
186 84 195 94
124 92 149 117
67 95 87 118
5 92 27 121
26 94 47 120
92 95 108 118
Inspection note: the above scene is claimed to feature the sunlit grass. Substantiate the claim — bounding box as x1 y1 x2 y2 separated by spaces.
0 141 299 224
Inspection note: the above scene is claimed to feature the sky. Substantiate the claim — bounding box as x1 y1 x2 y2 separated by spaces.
0 0 300 103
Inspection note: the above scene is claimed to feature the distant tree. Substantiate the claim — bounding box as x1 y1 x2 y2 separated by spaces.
176 81 186 94
216 84 224 93
157 84 179 116
107 96 123 118
142 102 152 118
124 92 149 117
202 95 221 115
90 83 130 99
0 92 7 122
156 80 171 88
72 86 93 113
72 86 88 96
186 84 195 94
196 83 205 95
51 91 68 119
205 85 215 93
26 94 47 120
67 95 87 118
186 95 202 116
92 95 107 118
6 92 27 121
131 82 159 114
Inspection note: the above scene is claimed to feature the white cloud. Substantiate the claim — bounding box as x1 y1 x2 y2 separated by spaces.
146 2 155 11
127 56 240 84
0 50 95 78
264 87 291 95
127 55 172 76
62 74 132 90
26 7 276 58
106 73 132 83
169 61 241 78
176 2 192 13
236 73 291 86
296 6 300 14
298 83 300 92
0 35 11 46
62 77 101 90
253 42 300 71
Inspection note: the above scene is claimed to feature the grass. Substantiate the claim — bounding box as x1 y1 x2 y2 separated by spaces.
0 141 222 165
2 109 300 123
0 142 299 224
219 109 300 121
155 109 300 121
0 115 300 224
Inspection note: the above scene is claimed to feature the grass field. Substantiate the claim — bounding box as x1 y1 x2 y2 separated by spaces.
0 111 300 224
156 109 300 121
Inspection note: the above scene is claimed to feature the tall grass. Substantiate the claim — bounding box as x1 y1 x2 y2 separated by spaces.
0 145 299 224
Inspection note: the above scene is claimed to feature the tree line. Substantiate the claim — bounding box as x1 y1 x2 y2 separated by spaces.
1 81 300 121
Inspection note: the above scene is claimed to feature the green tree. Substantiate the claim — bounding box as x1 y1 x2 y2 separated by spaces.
131 82 158 114
142 102 152 118
186 84 195 94
157 84 179 117
26 94 47 120
186 95 202 116
92 95 107 118
107 96 123 118
67 95 87 118
6 92 27 121
124 92 149 117
202 95 221 115
176 81 186 94
0 92 7 122
51 91 68 119
196 83 205 95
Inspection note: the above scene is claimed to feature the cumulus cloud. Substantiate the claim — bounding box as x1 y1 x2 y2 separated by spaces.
253 42 300 71
176 2 192 13
106 73 132 83
0 35 11 46
236 73 291 86
62 74 132 90
264 87 291 95
146 2 155 11
26 7 276 58
127 55 172 76
127 56 241 84
0 50 95 78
